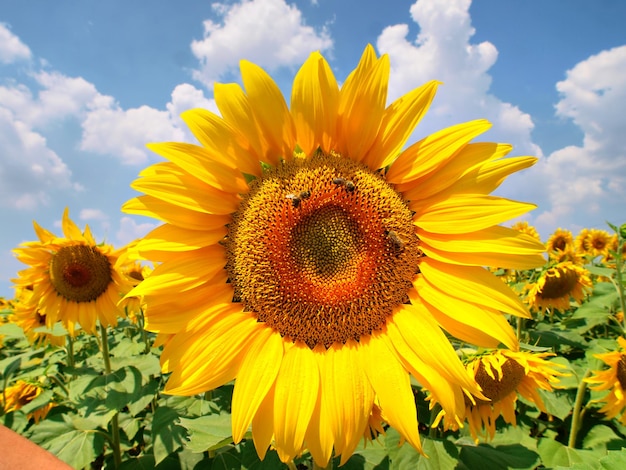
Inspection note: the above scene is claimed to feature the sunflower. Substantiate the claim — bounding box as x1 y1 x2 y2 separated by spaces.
123 45 545 465
586 337 626 425
526 261 592 312
12 208 133 335
546 228 574 258
575 228 612 259
511 221 542 242
433 350 566 441
11 286 66 347
117 242 153 323
2 380 54 423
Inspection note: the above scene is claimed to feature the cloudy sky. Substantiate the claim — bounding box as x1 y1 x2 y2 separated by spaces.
1 0 625 298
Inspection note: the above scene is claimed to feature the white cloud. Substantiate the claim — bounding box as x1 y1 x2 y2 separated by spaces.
0 23 31 64
116 216 158 247
80 208 109 221
191 0 332 87
0 108 79 210
376 0 539 158
532 45 626 234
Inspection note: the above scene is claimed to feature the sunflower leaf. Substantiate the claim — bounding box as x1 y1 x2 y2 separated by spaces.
152 405 188 464
178 413 233 453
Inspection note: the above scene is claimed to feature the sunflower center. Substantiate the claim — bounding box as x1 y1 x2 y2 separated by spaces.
227 153 422 348
540 266 579 299
473 358 526 404
553 237 567 251
49 245 113 302
617 356 626 390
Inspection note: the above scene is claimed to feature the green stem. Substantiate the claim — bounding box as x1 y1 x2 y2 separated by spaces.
428 402 441 439
516 316 524 341
66 335 75 368
568 369 591 448
48 374 70 397
99 324 122 467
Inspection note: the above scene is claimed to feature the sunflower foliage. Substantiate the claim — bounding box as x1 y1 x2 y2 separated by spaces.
0 222 623 469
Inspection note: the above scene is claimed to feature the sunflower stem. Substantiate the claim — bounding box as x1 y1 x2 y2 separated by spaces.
568 368 591 448
516 316 524 341
99 323 122 467
66 335 75 372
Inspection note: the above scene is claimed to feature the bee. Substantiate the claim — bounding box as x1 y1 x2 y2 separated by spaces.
286 193 301 208
332 177 355 192
299 190 311 200
386 230 406 253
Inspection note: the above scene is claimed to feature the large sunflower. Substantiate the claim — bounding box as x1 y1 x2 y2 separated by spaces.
123 45 545 465
12 209 132 335
586 337 626 425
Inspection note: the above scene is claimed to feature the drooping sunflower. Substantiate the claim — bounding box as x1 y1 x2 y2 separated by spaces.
11 286 66 347
586 337 626 425
123 45 545 465
433 349 566 441
526 261 592 312
575 228 612 259
2 380 54 423
12 208 133 335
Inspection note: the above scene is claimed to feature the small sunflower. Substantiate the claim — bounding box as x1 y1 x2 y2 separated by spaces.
576 228 612 259
586 337 626 425
2 380 54 423
118 243 153 323
434 350 566 441
123 45 545 465
546 228 574 258
526 261 592 312
511 221 542 242
12 208 133 335
11 286 65 347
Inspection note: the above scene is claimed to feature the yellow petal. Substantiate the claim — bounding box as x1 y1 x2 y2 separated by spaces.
122 195 231 232
61 207 83 240
304 368 334 468
252 383 276 460
273 342 320 462
231 329 284 443
146 142 249 194
163 312 260 394
364 80 439 170
419 258 530 318
337 53 389 161
135 223 226 260
386 119 491 184
321 340 374 462
413 195 536 234
241 60 296 164
360 332 422 453
413 278 518 349
397 142 512 199
291 52 339 156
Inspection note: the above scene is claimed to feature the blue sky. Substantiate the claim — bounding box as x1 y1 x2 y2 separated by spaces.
1 0 625 298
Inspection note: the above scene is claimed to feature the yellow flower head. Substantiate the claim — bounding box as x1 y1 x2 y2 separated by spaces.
526 261 592 312
576 228 612 259
587 337 626 425
12 208 133 335
435 350 566 441
11 286 65 347
511 221 542 242
546 228 574 258
2 380 54 423
123 45 545 465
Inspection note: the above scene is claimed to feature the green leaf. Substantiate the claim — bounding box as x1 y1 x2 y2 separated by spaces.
583 425 621 450
600 449 626 469
537 388 573 420
178 412 233 453
459 442 539 470
538 438 603 467
384 429 459 470
152 406 187 465
586 266 615 278
341 438 389 470
27 414 104 469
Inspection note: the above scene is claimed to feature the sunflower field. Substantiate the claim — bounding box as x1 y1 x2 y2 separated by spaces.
2 47 626 470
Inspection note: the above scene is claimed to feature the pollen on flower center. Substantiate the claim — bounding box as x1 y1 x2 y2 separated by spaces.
49 245 113 302
227 153 423 348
